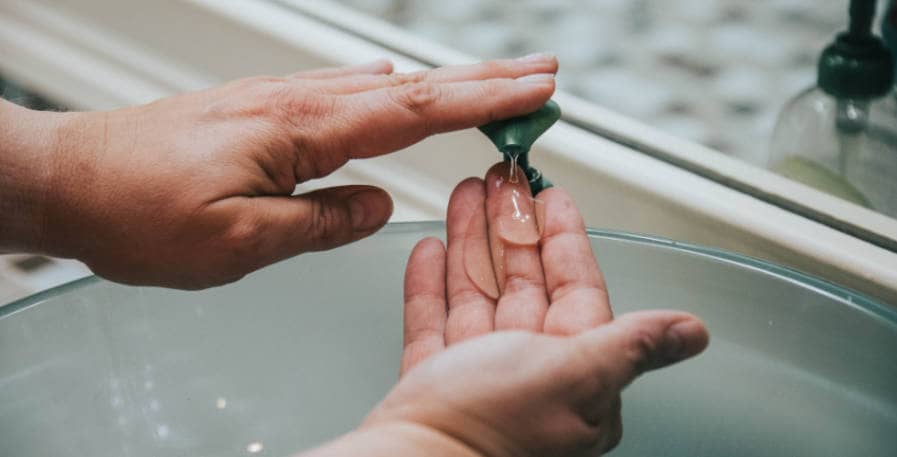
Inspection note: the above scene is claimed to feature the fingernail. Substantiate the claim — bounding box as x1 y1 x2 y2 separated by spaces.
664 321 700 360
516 73 555 85
348 189 391 232
517 52 555 63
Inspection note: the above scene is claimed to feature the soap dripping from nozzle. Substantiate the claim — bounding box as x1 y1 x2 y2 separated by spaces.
508 152 520 184
477 100 561 196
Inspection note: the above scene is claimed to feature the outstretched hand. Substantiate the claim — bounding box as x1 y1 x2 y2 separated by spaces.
363 163 709 456
0 55 557 288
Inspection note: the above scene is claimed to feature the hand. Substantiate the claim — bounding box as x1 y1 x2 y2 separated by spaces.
2 55 557 288
362 164 709 456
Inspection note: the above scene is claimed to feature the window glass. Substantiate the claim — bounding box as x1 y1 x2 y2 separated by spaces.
334 1 897 225
336 0 851 163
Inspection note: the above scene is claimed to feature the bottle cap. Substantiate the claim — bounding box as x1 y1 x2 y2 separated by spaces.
478 100 561 157
818 0 894 99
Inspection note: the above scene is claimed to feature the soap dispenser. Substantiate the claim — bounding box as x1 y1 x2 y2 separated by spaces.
768 0 897 217
478 100 561 195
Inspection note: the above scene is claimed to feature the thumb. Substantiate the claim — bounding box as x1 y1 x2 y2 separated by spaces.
255 185 393 256
569 311 709 392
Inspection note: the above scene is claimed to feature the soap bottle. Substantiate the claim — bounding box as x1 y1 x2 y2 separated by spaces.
768 0 897 217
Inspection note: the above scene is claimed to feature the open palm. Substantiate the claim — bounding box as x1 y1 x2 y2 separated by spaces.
363 163 709 456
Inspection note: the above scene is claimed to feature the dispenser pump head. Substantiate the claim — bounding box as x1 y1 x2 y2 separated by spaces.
479 100 561 155
478 100 561 195
818 0 894 99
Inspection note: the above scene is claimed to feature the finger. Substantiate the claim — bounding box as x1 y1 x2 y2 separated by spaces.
287 59 394 80
332 74 555 159
485 162 549 331
225 185 393 268
401 237 448 375
538 187 612 335
445 178 496 345
311 54 557 95
571 311 709 393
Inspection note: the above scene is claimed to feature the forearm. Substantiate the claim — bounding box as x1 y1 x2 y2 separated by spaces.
300 422 482 457
0 99 75 254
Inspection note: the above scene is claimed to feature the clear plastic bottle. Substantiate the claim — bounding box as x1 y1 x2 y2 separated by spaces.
768 0 897 217
769 87 897 214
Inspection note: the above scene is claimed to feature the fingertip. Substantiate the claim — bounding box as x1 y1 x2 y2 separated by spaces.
517 73 556 96
665 316 709 361
348 187 393 233
485 161 529 189
537 187 585 234
573 310 709 389
447 177 486 220
536 186 570 201
450 177 486 200
405 237 446 294
615 311 709 363
413 236 446 255
367 58 394 75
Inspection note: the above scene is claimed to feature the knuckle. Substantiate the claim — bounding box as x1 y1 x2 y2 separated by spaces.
304 199 350 245
502 271 543 295
392 71 427 85
481 60 504 74
222 216 267 262
391 82 441 114
226 216 264 245
267 84 336 124
625 328 660 371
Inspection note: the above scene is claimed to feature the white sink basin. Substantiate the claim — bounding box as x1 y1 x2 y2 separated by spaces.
1 222 895 456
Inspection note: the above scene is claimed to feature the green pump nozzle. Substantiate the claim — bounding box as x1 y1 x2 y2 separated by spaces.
478 100 561 195
818 0 894 99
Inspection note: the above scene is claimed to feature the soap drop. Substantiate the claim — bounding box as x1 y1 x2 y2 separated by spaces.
485 161 544 294
495 182 540 246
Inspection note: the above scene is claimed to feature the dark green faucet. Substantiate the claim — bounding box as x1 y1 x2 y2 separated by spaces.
478 100 561 195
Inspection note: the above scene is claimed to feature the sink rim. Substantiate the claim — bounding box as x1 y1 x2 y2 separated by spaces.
2 221 894 326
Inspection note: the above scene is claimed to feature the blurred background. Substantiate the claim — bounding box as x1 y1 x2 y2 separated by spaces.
333 0 855 165
1 0 894 302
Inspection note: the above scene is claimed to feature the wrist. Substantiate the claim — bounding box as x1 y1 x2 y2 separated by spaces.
0 99 90 256
0 100 53 252
302 422 484 457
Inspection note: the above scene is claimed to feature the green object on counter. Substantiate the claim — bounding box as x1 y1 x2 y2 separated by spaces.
818 0 894 99
478 100 561 195
773 156 873 208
